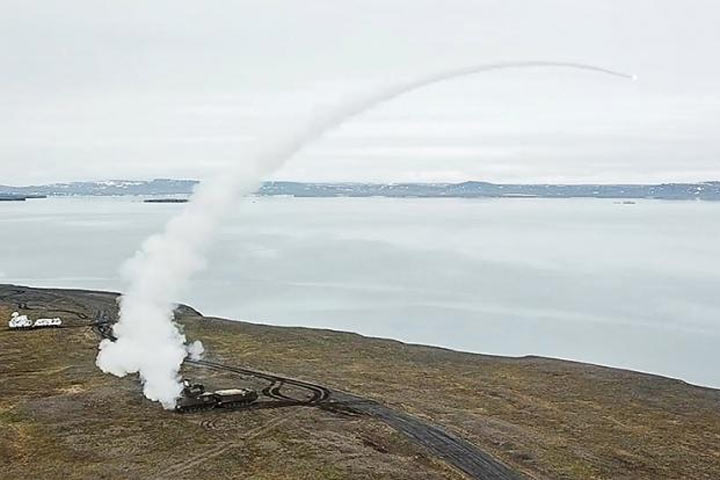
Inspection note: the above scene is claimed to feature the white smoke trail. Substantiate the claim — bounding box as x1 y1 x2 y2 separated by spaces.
96 61 633 409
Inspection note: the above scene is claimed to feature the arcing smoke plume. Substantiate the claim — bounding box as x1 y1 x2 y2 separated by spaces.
96 61 634 409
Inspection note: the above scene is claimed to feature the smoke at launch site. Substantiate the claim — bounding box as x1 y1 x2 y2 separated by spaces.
94 62 633 408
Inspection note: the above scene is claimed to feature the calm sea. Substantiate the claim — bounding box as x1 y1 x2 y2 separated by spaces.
2 196 718 387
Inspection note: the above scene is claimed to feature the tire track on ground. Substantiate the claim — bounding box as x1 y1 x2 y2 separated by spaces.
153 413 297 479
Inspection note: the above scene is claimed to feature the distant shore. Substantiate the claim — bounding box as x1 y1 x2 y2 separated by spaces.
0 195 47 201
2 179 720 200
143 198 189 203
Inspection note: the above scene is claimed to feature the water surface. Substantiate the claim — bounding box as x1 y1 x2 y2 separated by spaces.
1 196 718 387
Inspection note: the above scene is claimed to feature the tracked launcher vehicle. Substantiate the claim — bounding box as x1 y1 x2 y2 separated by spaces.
175 379 258 413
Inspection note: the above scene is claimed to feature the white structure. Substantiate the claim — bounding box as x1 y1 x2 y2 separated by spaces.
8 312 62 329
8 312 33 328
33 317 62 328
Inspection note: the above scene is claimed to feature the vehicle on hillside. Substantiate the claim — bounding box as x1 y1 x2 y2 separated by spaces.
8 312 33 328
175 379 258 412
33 317 62 327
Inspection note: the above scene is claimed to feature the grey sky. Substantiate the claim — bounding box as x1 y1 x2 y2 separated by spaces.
1 0 719 184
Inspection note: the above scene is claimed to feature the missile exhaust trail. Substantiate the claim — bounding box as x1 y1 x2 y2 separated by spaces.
275 61 634 164
95 61 634 409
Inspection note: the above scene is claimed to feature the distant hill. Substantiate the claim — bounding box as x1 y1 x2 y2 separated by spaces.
2 179 720 200
258 180 720 200
0 179 198 197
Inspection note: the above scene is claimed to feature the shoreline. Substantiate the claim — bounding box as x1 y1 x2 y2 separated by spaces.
2 282 717 393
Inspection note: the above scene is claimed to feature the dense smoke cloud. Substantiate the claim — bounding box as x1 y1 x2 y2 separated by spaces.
95 62 632 409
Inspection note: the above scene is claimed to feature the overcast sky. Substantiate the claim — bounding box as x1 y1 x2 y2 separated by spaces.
1 0 719 185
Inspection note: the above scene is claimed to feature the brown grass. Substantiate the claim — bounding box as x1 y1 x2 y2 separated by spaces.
1 287 719 479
